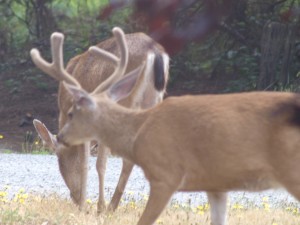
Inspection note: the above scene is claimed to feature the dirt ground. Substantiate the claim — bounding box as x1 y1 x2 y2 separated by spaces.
0 61 228 152
0 63 59 151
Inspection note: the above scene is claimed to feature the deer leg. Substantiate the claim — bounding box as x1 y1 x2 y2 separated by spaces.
137 182 176 225
78 142 90 210
207 192 228 225
285 185 300 202
108 159 134 211
96 145 109 213
278 169 300 203
273 158 300 203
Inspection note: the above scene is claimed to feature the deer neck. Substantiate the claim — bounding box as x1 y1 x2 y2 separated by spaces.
95 100 147 161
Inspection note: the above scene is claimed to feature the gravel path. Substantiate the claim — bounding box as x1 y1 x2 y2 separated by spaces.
0 153 299 207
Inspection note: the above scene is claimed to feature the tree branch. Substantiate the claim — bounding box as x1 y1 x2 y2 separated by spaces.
268 0 288 12
218 22 258 49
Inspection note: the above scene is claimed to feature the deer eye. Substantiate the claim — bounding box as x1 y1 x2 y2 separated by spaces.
67 112 73 119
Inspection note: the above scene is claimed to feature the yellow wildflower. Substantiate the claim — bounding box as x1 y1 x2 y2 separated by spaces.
263 202 270 212
129 201 137 209
173 204 180 209
232 203 244 210
262 196 269 202
0 191 7 198
14 189 28 204
18 188 25 193
198 210 205 215
127 191 134 195
0 191 8 202
156 219 163 224
204 203 210 210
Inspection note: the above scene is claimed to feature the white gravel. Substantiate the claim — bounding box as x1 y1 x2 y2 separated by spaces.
0 153 299 208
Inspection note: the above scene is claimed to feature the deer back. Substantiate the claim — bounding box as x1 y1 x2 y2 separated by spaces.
131 91 300 191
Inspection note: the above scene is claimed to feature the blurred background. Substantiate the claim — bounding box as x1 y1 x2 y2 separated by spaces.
0 0 300 151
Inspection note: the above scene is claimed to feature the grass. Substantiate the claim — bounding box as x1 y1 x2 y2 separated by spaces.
21 131 51 154
0 132 51 155
1 149 13 154
0 187 300 225
0 135 50 155
0 149 50 155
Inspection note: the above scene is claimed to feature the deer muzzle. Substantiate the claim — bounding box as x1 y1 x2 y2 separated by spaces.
57 134 71 148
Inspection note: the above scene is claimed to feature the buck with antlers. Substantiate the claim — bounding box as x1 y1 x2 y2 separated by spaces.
31 31 300 225
31 27 169 212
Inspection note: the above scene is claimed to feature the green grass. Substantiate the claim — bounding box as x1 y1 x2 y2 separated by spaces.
1 149 13 154
0 149 51 155
0 132 51 155
20 132 52 155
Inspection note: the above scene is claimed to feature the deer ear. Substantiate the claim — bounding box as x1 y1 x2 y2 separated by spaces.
63 82 96 109
33 119 58 152
108 63 145 102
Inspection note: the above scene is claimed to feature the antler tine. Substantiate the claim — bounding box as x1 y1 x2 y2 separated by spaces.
30 32 81 88
89 47 119 66
90 27 129 95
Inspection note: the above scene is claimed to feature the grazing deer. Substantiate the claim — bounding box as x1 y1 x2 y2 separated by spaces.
32 32 300 225
31 27 169 212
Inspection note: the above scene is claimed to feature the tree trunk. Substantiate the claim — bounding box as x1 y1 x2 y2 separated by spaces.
279 24 295 86
0 29 8 61
26 0 57 44
257 22 287 90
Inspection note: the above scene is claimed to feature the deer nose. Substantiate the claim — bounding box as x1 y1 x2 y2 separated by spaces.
57 134 69 147
56 134 62 143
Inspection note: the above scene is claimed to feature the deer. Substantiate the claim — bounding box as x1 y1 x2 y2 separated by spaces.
31 27 169 213
31 33 300 225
